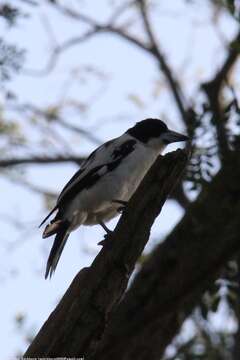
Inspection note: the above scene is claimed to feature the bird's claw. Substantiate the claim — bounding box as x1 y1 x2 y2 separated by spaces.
98 230 114 246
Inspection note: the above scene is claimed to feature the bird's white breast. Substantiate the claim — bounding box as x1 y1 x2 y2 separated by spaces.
65 140 159 227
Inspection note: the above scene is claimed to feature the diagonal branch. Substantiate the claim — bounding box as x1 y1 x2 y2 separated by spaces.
48 1 102 27
7 102 102 145
24 25 151 76
23 149 188 358
203 30 240 94
31 1 188 124
57 119 102 145
93 152 240 360
202 29 240 162
23 28 100 76
137 0 187 123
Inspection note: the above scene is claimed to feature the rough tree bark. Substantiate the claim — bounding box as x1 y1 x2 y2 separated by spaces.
91 152 240 360
24 149 188 358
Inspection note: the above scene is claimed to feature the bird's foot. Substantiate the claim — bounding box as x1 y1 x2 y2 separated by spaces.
98 220 112 233
98 230 114 246
112 199 128 214
98 220 114 246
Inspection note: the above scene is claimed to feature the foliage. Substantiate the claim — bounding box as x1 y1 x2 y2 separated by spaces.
0 39 25 82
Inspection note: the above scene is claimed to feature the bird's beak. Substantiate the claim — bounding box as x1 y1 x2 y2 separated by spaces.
163 130 189 144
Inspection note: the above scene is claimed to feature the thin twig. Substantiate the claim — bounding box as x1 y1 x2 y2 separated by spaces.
136 0 188 123
0 155 84 167
36 1 188 125
57 119 102 145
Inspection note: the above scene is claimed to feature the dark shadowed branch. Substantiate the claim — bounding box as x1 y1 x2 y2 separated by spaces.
232 256 240 360
202 29 240 162
93 152 240 360
203 30 240 95
23 149 188 358
169 182 190 209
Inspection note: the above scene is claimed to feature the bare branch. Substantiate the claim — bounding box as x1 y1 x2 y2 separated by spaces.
136 0 188 123
23 28 100 76
49 0 136 27
203 30 240 95
19 0 38 5
7 175 57 198
48 1 102 28
24 149 188 358
202 29 240 162
94 152 240 360
56 118 102 145
6 101 102 145
109 0 136 23
39 1 188 125
0 155 84 167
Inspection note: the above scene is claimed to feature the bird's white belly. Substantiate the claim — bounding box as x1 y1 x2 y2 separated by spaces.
65 147 158 227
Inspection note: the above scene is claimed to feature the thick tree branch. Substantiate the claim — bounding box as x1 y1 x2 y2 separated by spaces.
24 149 188 358
169 182 190 209
93 152 240 360
232 256 240 360
202 29 240 162
204 30 240 94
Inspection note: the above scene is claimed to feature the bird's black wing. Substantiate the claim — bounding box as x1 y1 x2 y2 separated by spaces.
57 138 137 208
57 138 115 203
40 137 136 226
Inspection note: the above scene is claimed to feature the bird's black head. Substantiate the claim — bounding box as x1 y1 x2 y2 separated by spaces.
127 118 188 148
127 118 167 142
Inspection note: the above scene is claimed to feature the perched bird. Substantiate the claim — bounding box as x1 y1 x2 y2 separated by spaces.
40 118 188 278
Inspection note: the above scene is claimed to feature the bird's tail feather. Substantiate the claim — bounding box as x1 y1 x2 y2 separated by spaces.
42 219 64 239
45 221 70 279
39 205 58 228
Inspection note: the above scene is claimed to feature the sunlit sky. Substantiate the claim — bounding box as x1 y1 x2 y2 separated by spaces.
0 1 238 358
